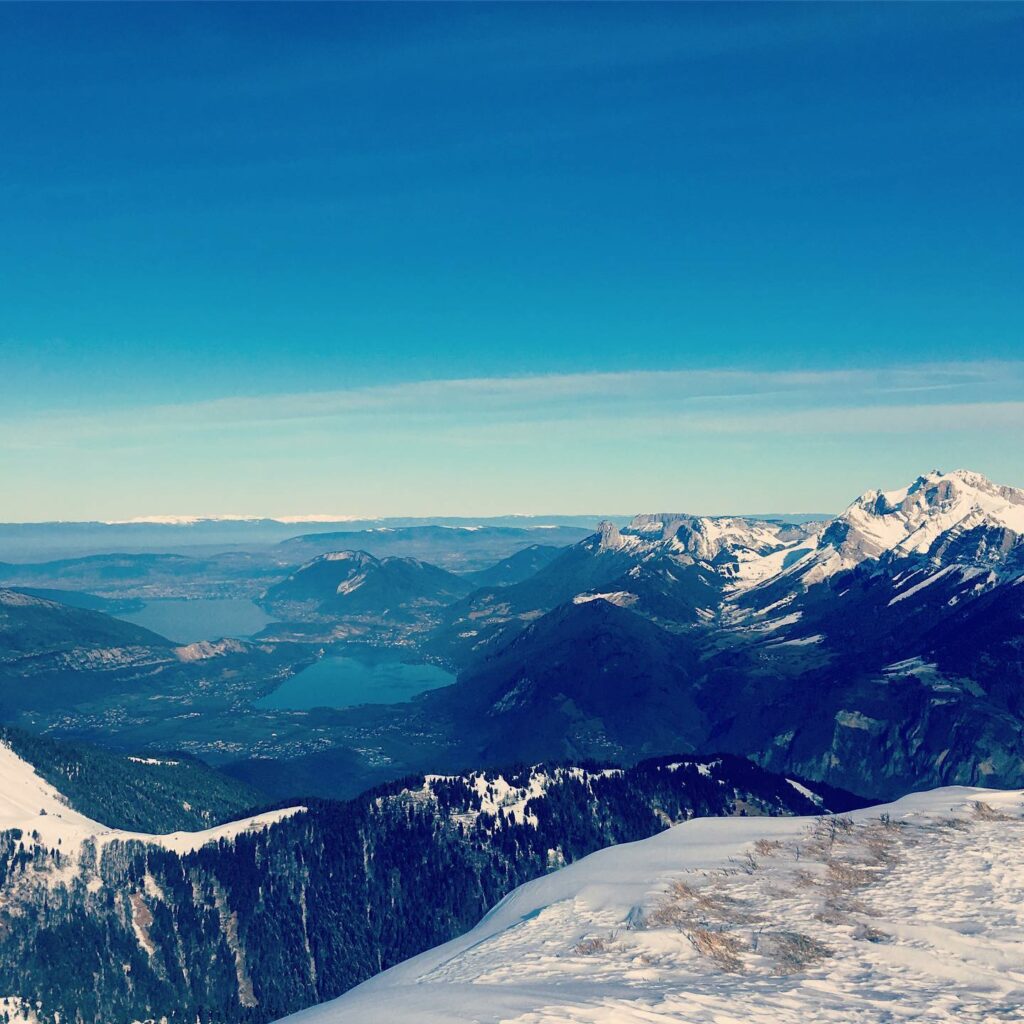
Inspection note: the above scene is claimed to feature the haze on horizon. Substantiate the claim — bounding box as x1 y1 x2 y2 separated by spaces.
2 4 1022 521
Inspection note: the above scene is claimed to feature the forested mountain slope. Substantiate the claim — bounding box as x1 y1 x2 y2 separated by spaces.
0 726 265 832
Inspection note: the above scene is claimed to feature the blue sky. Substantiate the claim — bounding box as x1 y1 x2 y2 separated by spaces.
1 3 1022 519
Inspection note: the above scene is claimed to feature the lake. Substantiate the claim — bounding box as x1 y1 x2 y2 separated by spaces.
256 653 455 710
115 598 276 643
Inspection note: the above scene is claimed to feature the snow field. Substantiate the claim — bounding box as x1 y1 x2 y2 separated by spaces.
287 787 1024 1024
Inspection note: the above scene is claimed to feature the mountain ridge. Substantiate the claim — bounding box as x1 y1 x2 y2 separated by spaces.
294 785 1024 1024
0 728 861 1024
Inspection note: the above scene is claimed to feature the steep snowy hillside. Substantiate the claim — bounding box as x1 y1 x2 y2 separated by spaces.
0 725 266 832
283 786 1024 1024
0 738 302 857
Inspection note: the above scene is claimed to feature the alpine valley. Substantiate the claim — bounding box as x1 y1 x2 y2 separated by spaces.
0 469 1023 1023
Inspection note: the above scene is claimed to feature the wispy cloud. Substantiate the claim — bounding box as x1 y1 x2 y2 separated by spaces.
3 361 1022 452
2 362 1022 521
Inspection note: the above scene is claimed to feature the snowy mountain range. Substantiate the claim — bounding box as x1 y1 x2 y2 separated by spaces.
394 468 1024 801
430 468 1024 655
594 467 1024 595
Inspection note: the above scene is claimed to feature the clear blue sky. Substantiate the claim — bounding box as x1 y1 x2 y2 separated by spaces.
1 3 1022 519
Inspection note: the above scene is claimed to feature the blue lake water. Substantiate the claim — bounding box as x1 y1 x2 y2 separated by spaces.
256 654 456 710
115 598 276 643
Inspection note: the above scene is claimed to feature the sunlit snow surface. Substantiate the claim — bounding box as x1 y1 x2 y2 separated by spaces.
282 787 1024 1024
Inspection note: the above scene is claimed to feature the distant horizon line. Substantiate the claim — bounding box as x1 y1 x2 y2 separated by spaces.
0 511 838 527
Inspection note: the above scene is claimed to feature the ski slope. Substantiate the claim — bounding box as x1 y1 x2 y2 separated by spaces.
281 787 1024 1024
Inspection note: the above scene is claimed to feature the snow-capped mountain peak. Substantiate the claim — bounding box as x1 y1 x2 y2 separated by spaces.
812 468 1024 574
594 513 816 587
669 516 800 564
854 469 1024 533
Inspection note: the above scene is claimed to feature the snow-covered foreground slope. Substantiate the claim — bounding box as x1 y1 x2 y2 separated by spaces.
283 787 1024 1024
0 740 302 856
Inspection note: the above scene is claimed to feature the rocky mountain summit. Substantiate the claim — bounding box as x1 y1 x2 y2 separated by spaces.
260 550 474 626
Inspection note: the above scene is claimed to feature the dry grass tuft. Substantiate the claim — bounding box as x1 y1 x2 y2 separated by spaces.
791 868 819 889
686 927 747 971
758 930 832 974
814 893 870 924
860 829 900 867
824 859 875 891
647 880 762 930
729 851 759 874
971 800 1010 822
931 817 971 832
572 936 608 956
802 816 857 860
